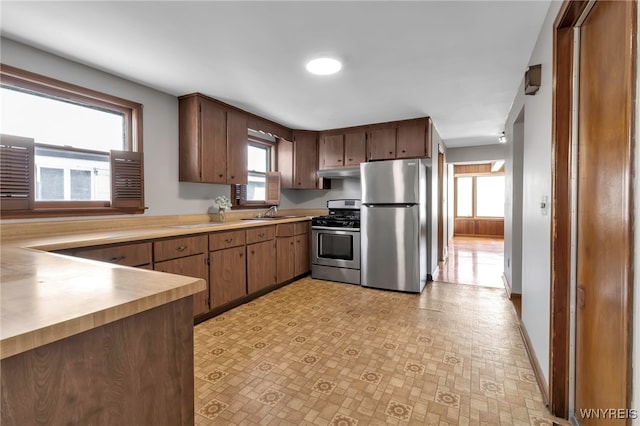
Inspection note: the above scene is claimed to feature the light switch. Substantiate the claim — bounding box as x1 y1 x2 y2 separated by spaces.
540 196 548 215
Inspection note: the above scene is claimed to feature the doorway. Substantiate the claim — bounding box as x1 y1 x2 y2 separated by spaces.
551 1 635 422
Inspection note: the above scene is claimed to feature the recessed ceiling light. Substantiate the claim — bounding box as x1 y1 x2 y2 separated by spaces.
306 57 342 75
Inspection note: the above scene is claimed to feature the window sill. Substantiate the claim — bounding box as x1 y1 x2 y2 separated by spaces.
1 207 146 219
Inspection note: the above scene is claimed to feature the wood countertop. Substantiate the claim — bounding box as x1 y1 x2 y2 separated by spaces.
0 213 318 360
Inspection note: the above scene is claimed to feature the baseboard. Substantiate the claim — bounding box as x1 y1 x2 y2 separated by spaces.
518 320 550 407
502 273 512 298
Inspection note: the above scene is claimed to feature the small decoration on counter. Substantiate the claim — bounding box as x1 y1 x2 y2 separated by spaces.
214 195 232 223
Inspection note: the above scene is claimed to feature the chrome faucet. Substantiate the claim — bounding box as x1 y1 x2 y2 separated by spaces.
262 205 278 218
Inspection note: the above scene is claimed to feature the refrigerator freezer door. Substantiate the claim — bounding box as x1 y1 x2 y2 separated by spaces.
361 159 420 204
361 204 423 292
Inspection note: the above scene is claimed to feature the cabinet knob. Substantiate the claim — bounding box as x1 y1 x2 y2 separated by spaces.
258 233 265 238
176 245 187 252
348 158 353 161
219 174 223 178
251 250 255 255
389 151 393 154
224 238 233 243
239 253 243 258
231 175 235 179
110 256 126 263
402 150 406 153
338 159 342 162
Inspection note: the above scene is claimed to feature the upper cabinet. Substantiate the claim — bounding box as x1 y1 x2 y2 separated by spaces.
278 130 321 189
179 94 247 185
318 117 432 170
344 132 367 166
318 131 367 169
368 127 396 161
180 91 433 184
319 134 345 168
397 118 432 159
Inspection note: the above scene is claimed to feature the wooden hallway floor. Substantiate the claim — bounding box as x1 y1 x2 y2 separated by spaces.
435 237 505 290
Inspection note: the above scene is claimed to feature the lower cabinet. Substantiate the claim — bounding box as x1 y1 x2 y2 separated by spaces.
56 221 310 319
246 225 277 294
154 235 209 317
294 231 310 277
209 230 247 309
276 236 296 283
59 242 152 268
276 221 311 284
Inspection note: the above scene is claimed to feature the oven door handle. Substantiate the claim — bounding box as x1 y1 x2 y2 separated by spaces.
312 226 360 232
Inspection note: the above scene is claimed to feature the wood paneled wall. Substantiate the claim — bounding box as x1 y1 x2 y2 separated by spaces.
454 218 504 237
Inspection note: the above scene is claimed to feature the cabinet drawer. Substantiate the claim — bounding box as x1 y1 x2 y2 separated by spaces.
246 226 275 244
294 221 310 235
276 223 295 237
209 230 246 251
72 242 152 267
154 235 207 262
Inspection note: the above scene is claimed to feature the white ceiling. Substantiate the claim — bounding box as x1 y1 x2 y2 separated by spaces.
0 1 550 148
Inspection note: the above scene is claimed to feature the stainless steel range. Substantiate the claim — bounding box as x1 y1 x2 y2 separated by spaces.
311 199 361 285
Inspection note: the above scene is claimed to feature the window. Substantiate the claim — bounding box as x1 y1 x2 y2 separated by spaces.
455 174 505 218
247 143 269 202
0 64 144 218
232 131 280 207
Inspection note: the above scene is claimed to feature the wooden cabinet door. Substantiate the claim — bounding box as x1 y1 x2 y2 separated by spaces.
368 128 396 160
247 240 276 294
276 236 295 283
397 119 429 159
209 246 246 309
294 131 319 188
277 138 294 189
200 97 227 183
226 109 248 184
294 232 310 276
154 235 207 262
154 253 209 317
319 134 344 169
344 132 366 166
72 242 152 267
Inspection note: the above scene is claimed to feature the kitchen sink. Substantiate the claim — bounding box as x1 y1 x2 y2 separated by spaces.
166 223 227 229
241 215 305 220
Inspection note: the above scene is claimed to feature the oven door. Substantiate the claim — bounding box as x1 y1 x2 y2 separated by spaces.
312 227 360 269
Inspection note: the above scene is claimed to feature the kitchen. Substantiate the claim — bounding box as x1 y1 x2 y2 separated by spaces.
1 1 638 426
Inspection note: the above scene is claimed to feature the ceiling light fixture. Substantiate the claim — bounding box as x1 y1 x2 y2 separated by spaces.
498 132 506 143
306 57 342 75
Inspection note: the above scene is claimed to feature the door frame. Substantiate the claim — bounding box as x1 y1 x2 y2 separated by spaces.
550 0 636 419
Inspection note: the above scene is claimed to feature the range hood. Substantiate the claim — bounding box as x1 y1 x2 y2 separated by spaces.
317 167 360 179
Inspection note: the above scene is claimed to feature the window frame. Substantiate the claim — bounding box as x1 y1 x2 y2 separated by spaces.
0 64 144 218
454 172 505 219
231 134 280 209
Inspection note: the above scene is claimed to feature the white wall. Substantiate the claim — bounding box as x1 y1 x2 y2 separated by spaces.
514 0 561 389
1 37 234 218
446 144 505 164
280 178 361 209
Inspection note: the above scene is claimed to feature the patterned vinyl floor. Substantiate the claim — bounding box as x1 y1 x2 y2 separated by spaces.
194 278 565 425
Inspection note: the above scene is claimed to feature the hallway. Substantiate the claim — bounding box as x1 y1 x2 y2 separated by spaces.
435 237 505 290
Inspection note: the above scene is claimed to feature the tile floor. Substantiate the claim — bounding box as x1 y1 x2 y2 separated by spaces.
194 278 566 425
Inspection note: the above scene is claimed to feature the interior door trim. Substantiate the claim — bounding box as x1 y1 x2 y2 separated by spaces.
550 0 636 420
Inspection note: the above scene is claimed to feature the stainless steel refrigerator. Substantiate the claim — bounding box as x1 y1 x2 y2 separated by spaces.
360 159 429 293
